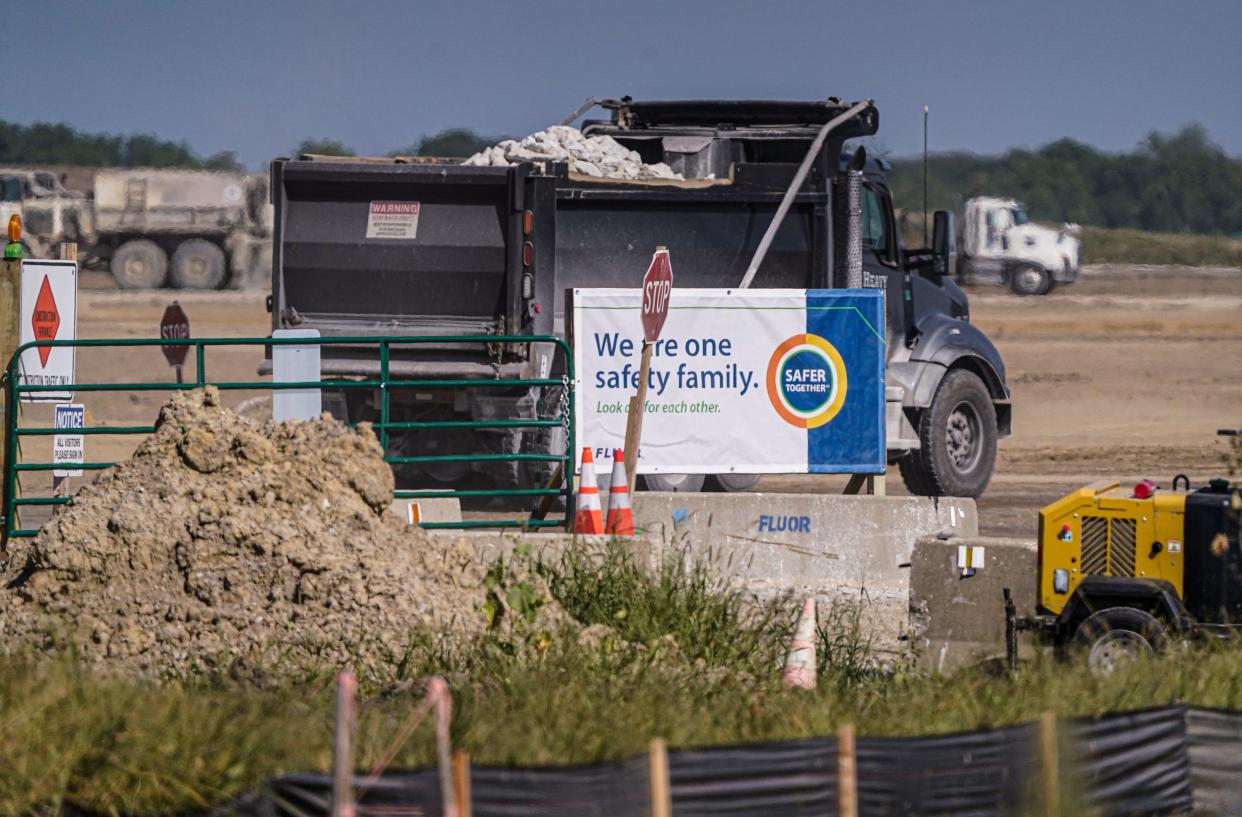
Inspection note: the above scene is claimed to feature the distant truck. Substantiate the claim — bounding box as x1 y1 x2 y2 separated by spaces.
0 166 271 289
270 97 1014 499
956 196 1080 296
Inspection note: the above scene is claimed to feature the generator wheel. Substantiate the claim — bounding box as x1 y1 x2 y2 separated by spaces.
1009 264 1051 296
898 369 997 498
171 239 227 290
111 239 168 289
1072 607 1166 674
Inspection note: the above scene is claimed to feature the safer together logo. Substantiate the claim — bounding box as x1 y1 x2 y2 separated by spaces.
765 334 847 428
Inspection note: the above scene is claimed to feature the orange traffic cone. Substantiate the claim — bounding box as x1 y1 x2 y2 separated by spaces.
574 447 605 534
605 449 635 536
782 597 817 690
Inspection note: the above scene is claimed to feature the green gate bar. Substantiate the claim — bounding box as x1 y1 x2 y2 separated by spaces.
2 334 575 540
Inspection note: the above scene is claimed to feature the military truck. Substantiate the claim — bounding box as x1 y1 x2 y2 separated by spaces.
269 97 1013 498
0 166 272 289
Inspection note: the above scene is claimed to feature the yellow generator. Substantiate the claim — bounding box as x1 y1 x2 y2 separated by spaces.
1014 476 1241 671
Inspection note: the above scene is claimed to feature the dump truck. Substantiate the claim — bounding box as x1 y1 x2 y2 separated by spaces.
0 166 272 289
1007 445 1242 673
956 196 1081 295
269 97 1013 498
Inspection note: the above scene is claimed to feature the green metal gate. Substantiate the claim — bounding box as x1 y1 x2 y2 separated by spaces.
1 334 574 540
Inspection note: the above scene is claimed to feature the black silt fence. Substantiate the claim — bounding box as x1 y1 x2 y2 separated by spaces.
240 705 1242 817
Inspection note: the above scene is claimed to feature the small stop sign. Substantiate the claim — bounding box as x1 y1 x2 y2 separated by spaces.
641 248 673 343
160 301 190 369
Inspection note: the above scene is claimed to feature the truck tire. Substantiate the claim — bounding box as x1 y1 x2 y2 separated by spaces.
1072 607 1166 674
640 473 706 493
1008 264 1051 296
897 368 997 498
705 473 760 492
171 239 227 290
111 240 168 289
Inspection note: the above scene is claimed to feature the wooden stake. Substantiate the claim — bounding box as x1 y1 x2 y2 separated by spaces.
452 751 472 817
837 722 858 817
648 738 671 817
331 672 357 817
1039 711 1060 817
622 340 652 494
430 678 457 817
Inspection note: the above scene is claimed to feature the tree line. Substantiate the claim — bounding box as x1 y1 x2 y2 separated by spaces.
5 117 1240 236
886 124 1242 236
0 119 499 172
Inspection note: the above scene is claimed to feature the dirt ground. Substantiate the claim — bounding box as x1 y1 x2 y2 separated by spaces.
11 265 1241 540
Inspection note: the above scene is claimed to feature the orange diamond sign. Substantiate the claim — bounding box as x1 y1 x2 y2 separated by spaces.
32 275 60 367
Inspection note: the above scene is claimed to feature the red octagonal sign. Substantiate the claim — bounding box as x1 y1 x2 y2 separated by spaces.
160 301 191 368
641 248 673 343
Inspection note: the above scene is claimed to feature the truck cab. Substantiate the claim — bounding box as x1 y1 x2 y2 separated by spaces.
957 196 1080 295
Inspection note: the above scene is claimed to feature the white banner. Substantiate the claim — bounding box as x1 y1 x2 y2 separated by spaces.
571 288 886 476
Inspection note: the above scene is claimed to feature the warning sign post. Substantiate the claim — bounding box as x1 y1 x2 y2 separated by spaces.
18 260 77 403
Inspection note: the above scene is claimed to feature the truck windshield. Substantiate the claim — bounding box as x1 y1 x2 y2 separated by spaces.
1011 208 1029 225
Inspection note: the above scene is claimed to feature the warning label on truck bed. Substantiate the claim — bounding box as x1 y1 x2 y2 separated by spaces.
366 201 420 239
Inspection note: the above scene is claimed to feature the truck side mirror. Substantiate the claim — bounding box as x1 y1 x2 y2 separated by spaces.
932 210 956 276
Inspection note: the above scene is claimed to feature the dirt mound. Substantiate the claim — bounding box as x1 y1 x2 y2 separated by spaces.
0 389 549 679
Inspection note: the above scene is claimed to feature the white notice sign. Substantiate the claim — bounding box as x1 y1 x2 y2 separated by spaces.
366 200 420 239
53 403 85 477
18 259 78 403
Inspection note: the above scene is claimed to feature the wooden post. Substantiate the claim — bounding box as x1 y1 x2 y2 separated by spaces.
648 738 671 817
622 341 652 494
331 672 357 817
452 751 472 817
837 723 858 817
430 677 457 817
1039 711 1060 817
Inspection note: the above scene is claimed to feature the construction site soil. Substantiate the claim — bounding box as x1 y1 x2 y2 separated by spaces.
10 263 1242 538
0 389 558 679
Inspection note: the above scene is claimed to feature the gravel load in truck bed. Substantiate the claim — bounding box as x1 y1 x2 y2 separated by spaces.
463 125 683 180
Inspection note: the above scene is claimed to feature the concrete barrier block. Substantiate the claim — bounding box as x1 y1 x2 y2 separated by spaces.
909 535 1039 673
389 497 462 524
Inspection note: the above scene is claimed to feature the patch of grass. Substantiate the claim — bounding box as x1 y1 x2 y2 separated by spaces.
1079 225 1242 267
12 545 1242 813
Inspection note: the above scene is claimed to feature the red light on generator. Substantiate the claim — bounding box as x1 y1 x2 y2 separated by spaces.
1133 480 1156 499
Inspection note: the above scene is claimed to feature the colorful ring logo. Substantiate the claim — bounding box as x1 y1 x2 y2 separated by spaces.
766 334 848 428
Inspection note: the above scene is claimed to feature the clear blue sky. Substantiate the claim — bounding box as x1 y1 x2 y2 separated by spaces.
6 0 1241 169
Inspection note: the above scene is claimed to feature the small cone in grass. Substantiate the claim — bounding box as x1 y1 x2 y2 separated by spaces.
574 447 605 534
782 597 817 689
605 448 634 536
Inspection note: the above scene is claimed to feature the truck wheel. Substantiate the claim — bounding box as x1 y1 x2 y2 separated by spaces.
111 240 168 289
171 239 227 290
640 473 705 493
1072 607 1166 674
1009 264 1051 296
705 473 760 492
898 369 997 498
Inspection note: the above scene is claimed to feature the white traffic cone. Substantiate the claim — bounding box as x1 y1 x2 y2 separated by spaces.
782 597 817 690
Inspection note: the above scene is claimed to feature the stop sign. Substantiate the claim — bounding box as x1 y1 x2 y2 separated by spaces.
160 301 190 368
641 248 673 343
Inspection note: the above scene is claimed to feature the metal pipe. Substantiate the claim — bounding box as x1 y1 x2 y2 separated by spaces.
843 167 864 289
738 99 873 289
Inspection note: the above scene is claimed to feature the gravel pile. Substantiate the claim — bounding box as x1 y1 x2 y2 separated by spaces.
0 389 557 679
463 125 682 180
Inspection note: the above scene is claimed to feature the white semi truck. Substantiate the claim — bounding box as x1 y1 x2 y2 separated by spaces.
0 166 271 289
956 196 1080 295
